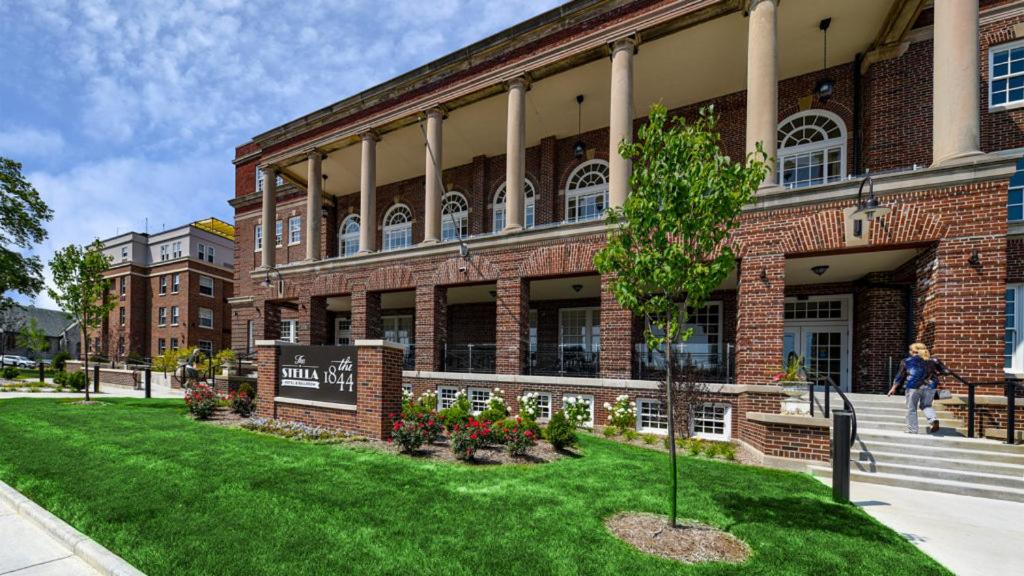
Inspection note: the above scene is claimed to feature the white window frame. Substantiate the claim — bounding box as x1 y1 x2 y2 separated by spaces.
338 214 360 257
334 316 352 346
562 394 594 428
120 246 128 262
525 391 552 422
1008 284 1023 373
119 277 126 298
170 306 180 326
280 319 298 343
690 403 732 441
198 243 206 261
172 241 182 259
1009 159 1024 223
157 338 166 355
171 273 180 294
564 159 609 223
160 244 169 261
437 386 459 410
118 306 125 327
170 337 179 351
288 216 301 245
256 167 285 193
990 39 1024 110
246 320 255 355
198 340 213 358
254 224 263 252
493 179 536 231
275 220 283 247
159 275 167 295
382 315 413 347
636 398 669 434
441 191 469 243
776 110 847 190
382 204 413 252
558 307 601 354
198 307 214 330
206 245 215 263
468 387 492 415
199 275 214 298
158 307 167 326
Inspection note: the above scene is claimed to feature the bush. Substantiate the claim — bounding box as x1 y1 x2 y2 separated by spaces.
2 366 19 380
476 407 506 426
494 417 541 440
228 390 255 417
449 417 490 461
603 394 636 433
402 410 443 443
642 433 658 445
241 418 362 443
237 381 256 399
705 441 737 461
623 429 640 442
51 351 70 371
184 383 218 419
390 418 426 453
544 410 577 450
439 405 470 432
563 397 592 430
516 392 541 422
63 371 87 391
602 426 618 437
486 387 508 418
501 418 537 457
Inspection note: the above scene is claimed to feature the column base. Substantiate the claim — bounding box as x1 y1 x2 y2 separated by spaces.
501 225 523 234
356 249 375 255
420 239 440 246
930 149 986 168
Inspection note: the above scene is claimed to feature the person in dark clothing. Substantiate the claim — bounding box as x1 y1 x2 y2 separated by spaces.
887 343 941 434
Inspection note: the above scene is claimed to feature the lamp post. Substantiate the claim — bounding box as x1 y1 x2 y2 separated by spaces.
852 175 891 237
262 267 284 297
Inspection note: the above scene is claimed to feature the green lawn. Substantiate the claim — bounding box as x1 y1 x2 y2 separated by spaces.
0 398 949 576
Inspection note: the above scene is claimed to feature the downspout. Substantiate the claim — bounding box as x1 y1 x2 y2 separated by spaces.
852 53 864 175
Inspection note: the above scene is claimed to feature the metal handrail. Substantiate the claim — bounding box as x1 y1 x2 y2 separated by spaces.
907 360 1018 445
806 370 857 448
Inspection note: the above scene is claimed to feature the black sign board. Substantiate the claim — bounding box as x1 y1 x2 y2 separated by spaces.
277 345 358 405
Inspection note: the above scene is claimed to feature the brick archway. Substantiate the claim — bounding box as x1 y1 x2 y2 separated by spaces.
366 264 415 292
517 243 600 278
433 255 499 286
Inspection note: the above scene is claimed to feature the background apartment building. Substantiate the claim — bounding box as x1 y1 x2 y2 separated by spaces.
92 218 235 362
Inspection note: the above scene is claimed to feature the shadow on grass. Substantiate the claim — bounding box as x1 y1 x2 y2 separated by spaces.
714 492 902 544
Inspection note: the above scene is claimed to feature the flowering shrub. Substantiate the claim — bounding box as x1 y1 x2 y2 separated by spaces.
449 417 490 461
390 418 426 453
501 417 537 457
477 387 509 423
403 390 439 418
418 390 438 411
563 397 592 430
516 392 541 422
241 418 360 442
184 383 218 419
227 390 255 417
439 389 471 432
544 410 577 450
603 394 636 433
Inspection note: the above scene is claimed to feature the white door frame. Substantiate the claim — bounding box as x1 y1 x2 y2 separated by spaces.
783 294 853 392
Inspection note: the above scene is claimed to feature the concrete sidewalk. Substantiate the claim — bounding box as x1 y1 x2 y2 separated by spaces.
834 480 1024 576
0 387 183 400
0 499 98 575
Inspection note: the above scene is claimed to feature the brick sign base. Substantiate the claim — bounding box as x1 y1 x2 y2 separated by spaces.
255 339 403 439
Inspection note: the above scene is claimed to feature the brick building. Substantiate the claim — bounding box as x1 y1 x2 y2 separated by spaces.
230 1 1023 449
93 218 235 362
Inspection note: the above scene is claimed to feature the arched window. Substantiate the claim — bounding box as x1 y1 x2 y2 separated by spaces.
338 214 360 257
777 110 847 189
565 159 609 223
441 191 469 242
382 204 413 251
493 179 537 231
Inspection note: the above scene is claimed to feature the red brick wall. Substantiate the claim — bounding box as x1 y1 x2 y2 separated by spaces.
1009 238 1023 283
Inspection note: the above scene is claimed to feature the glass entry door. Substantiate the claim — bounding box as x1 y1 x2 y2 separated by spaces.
783 325 850 391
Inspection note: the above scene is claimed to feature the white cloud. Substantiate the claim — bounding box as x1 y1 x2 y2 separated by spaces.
0 127 65 158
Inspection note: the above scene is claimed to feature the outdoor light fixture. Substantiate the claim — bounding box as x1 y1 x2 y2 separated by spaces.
262 267 284 295
814 18 835 103
572 284 583 293
573 95 586 159
968 250 981 267
759 268 769 282
852 174 891 237
489 290 497 299
811 265 829 277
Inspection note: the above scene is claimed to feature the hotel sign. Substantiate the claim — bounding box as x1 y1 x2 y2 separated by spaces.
277 345 357 405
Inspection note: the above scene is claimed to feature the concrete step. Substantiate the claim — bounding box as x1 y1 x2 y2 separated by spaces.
852 406 957 418
855 429 1024 454
857 420 952 432
855 440 1024 465
809 466 1024 503
854 449 1024 476
849 460 1024 488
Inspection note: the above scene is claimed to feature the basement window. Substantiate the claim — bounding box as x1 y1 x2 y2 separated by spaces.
437 386 459 410
690 403 731 441
637 399 668 434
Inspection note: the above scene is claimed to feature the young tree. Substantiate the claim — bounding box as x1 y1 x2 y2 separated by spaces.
16 318 48 360
0 157 54 310
595 104 767 526
48 240 114 401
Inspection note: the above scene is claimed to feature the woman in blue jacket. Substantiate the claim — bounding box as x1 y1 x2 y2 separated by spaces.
887 343 940 434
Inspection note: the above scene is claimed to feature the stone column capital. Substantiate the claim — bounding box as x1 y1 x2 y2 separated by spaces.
505 75 531 92
422 106 447 120
609 35 638 56
260 163 279 175
745 0 778 14
304 148 324 161
360 130 380 143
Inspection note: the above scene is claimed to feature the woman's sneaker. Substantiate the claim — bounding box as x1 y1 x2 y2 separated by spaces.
929 420 940 434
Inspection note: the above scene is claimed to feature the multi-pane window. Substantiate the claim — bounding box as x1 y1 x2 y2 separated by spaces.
437 386 459 410
637 399 669 433
690 403 731 441
119 277 126 298
526 391 552 421
288 216 301 245
441 191 469 242
1009 159 1024 222
777 111 846 189
170 306 180 325
382 315 413 347
382 204 413 251
170 337 179 351
1008 285 1022 371
339 215 360 256
158 307 167 326
172 273 180 293
275 220 283 247
784 299 845 320
157 338 166 355
118 306 125 326
990 40 1024 108
255 167 284 193
160 244 169 261
118 337 125 356
246 320 255 355
559 308 601 355
198 340 213 358
198 243 215 263
565 160 609 223
562 394 594 427
281 319 298 343
468 388 491 414
198 307 214 329
335 316 352 346
254 224 263 251
159 276 167 295
493 180 536 231
120 246 128 262
199 275 214 297
172 241 182 258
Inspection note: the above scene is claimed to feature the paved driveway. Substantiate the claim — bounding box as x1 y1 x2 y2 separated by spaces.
0 500 98 576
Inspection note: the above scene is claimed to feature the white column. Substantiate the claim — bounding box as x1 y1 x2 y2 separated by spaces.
932 0 982 166
359 132 379 253
260 166 276 269
504 77 528 232
745 0 778 188
305 151 322 261
423 107 444 244
609 37 635 208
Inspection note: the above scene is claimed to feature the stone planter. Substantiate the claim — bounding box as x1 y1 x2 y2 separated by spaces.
780 383 810 415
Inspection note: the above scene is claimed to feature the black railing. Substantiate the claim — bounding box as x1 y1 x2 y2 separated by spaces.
943 363 1021 445
806 370 857 448
443 343 496 374
527 347 599 377
402 345 416 371
634 344 734 383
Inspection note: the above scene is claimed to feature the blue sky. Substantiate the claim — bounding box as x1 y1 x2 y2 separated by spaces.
0 0 563 308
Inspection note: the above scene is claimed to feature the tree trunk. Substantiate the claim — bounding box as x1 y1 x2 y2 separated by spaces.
81 323 90 402
665 332 677 527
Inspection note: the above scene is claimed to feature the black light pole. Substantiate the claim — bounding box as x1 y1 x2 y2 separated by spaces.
832 410 853 503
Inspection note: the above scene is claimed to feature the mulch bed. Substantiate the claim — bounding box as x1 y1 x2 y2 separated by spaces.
370 437 571 465
202 407 248 426
606 512 750 565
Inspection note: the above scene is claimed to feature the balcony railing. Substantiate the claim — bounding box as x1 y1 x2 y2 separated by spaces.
527 346 600 377
635 343 734 383
402 344 416 371
442 343 496 374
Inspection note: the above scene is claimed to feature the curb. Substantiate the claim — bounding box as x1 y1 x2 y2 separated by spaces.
0 480 145 576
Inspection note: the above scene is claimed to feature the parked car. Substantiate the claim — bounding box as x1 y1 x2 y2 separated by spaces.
1 355 34 368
